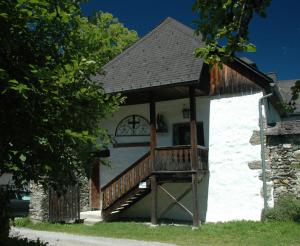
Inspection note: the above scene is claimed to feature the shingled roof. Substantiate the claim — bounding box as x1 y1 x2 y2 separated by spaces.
94 17 204 93
277 79 300 114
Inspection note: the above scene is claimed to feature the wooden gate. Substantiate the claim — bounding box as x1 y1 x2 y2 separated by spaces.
48 184 80 223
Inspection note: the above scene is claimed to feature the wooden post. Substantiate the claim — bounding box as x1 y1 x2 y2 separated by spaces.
150 175 158 225
90 159 100 210
150 100 156 171
189 86 197 170
150 99 158 225
189 86 200 228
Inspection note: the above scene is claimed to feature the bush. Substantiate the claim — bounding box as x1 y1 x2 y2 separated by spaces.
264 196 300 222
0 237 48 246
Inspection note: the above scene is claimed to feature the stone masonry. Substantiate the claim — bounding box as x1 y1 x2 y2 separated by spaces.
248 127 273 205
29 183 49 222
79 174 90 212
266 121 300 204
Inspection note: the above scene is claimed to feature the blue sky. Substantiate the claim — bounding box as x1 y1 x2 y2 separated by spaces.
81 0 300 80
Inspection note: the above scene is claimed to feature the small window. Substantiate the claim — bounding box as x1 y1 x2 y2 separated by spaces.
115 115 150 136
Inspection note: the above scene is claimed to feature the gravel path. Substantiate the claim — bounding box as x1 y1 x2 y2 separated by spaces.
11 227 177 246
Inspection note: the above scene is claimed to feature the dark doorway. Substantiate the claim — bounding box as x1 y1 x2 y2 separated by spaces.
173 122 205 146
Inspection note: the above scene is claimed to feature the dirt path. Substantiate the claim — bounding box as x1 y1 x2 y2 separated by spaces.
11 227 177 246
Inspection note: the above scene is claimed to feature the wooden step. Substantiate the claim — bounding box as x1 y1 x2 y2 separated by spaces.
102 186 151 221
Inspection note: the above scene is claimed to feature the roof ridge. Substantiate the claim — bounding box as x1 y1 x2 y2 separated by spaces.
166 17 202 40
101 17 172 69
278 79 299 82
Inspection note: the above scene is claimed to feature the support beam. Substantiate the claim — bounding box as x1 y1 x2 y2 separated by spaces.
150 100 156 171
159 185 193 218
189 86 200 228
189 86 197 170
150 175 158 225
149 99 158 225
192 173 199 227
90 159 100 210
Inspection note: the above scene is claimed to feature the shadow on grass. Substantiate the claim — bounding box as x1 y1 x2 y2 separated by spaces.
108 216 193 226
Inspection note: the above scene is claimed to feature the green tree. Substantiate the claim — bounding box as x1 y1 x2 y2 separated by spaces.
192 0 270 64
0 0 137 238
192 0 299 110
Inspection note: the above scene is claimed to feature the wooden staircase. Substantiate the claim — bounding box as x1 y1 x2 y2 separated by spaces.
101 152 152 220
100 145 209 221
102 184 151 220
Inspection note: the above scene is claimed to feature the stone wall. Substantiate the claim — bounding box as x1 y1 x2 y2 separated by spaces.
266 121 300 204
29 183 49 222
78 173 90 212
248 127 273 207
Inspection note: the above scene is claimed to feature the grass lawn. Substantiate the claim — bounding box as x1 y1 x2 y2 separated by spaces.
14 218 300 246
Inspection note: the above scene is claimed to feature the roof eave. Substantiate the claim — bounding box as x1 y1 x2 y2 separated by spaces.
225 57 286 115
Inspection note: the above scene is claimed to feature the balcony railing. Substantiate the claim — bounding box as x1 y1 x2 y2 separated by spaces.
154 145 208 172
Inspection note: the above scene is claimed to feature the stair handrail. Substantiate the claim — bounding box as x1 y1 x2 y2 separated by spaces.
101 151 151 209
101 151 150 191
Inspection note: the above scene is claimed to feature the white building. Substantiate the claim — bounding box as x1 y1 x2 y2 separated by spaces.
89 17 283 226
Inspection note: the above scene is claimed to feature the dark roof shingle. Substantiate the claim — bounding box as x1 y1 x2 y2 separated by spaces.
94 17 204 93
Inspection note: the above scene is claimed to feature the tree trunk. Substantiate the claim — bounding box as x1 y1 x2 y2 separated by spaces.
0 187 10 241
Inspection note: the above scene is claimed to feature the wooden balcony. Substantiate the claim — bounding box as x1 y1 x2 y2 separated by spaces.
101 145 209 214
154 145 208 172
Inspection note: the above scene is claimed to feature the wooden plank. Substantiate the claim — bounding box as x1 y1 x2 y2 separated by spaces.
150 175 158 225
113 142 150 148
155 145 191 150
91 159 100 209
189 86 198 171
150 100 157 171
100 189 104 210
189 86 200 228
192 173 200 228
152 170 196 174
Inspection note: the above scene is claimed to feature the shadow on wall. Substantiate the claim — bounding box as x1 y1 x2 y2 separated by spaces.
199 173 209 222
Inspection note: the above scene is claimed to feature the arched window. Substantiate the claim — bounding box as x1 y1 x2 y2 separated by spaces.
115 115 150 136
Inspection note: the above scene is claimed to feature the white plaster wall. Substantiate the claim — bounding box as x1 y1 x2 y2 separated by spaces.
100 97 210 186
206 92 264 222
100 104 149 186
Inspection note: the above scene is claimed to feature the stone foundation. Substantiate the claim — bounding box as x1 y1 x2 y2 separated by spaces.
266 121 300 204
